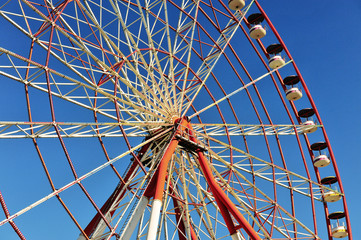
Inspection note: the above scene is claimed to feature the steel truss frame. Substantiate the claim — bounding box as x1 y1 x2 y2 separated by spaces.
0 0 351 239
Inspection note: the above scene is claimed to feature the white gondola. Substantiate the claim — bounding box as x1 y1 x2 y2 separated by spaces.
268 55 285 69
249 24 266 39
331 225 348 238
323 190 342 203
228 0 245 10
283 76 302 101
313 154 330 167
301 120 317 133
298 108 317 134
285 87 302 101
329 212 348 238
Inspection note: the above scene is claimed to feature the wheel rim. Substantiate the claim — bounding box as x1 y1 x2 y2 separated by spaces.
0 1 351 239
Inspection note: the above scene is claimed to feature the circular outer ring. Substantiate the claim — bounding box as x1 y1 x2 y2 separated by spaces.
255 1 352 238
0 1 352 239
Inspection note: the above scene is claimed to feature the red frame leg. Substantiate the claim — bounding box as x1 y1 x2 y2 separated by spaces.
187 122 261 240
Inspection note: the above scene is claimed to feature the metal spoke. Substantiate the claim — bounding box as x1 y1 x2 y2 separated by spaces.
0 1 351 239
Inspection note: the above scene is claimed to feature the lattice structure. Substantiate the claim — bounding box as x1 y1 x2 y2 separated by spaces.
0 1 351 240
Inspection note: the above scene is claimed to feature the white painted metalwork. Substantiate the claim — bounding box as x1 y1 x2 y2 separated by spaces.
120 196 150 240
231 232 245 240
0 1 343 239
0 122 322 138
146 199 163 240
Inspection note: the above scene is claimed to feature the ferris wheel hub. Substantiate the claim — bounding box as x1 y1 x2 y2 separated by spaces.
170 114 179 124
0 0 351 239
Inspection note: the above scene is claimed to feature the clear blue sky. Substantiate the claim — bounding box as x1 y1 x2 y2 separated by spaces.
262 1 361 238
0 0 360 239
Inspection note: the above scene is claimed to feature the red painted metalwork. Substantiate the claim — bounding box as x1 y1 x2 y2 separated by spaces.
255 1 352 239
152 117 188 201
81 124 171 237
192 7 302 236
170 188 187 240
29 6 101 237
169 183 198 240
167 7 303 237
23 38 90 239
187 123 261 240
40 5 113 236
217 3 326 237
83 160 139 236
0 191 26 240
0 1 352 239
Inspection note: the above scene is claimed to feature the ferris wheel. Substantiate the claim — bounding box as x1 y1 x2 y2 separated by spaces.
0 0 352 239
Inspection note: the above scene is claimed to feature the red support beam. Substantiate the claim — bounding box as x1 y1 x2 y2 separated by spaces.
169 183 198 240
187 123 261 240
83 160 139 236
83 132 157 236
145 117 189 200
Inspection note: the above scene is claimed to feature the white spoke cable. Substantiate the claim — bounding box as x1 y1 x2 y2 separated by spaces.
189 60 293 119
0 127 173 227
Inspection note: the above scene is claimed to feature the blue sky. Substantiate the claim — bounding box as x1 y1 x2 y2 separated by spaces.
262 0 361 238
0 0 360 239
